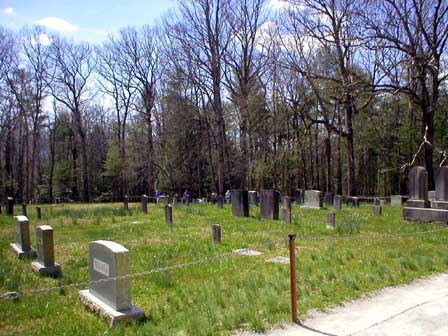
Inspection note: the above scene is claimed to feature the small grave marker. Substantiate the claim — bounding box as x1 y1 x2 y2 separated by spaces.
373 205 382 216
333 195 342 210
31 225 61 277
165 204 172 226
123 195 129 211
141 195 148 214
212 224 221 243
232 248 262 256
266 256 289 264
36 206 42 219
326 212 335 229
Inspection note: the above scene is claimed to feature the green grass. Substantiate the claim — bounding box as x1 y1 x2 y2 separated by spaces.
1 202 448 335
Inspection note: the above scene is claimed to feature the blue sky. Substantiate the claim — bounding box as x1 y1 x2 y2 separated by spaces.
0 0 177 42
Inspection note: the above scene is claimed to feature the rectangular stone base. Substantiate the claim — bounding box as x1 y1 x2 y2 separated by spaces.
31 261 61 277
402 207 448 223
431 201 448 210
79 290 145 327
406 200 429 208
10 243 36 259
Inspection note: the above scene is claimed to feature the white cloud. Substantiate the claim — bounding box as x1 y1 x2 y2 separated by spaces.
268 0 290 10
3 7 14 14
36 17 78 33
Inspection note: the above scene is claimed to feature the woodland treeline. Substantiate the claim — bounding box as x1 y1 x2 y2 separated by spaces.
0 0 447 203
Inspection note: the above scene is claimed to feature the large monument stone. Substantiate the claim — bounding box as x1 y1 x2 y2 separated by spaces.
260 190 279 220
406 166 429 208
231 190 249 217
79 240 144 326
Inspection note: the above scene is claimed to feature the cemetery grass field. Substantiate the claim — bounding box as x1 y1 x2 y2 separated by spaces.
1 203 448 335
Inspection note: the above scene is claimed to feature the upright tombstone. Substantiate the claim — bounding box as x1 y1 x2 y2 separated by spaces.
159 195 169 206
373 206 382 216
406 166 429 208
282 207 291 224
260 190 280 220
294 189 304 204
165 204 173 226
36 206 42 219
173 196 178 207
248 191 258 206
374 198 381 206
79 240 145 326
212 224 221 243
31 225 61 277
333 195 342 210
347 196 360 207
433 167 448 210
390 195 405 206
326 212 335 229
141 195 148 214
303 190 323 209
428 191 436 203
6 197 14 216
231 190 249 217
216 195 224 209
324 193 334 208
10 216 36 258
123 195 129 211
282 196 292 211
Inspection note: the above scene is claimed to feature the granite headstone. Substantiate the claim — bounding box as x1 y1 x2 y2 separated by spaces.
260 190 279 220
31 225 61 277
231 190 249 217
10 215 36 258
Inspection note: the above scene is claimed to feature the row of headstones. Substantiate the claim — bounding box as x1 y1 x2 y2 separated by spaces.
10 216 61 277
0 197 43 219
9 214 224 326
232 189 363 220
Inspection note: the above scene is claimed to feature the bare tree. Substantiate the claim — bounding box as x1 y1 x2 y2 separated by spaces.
364 0 448 189
96 36 138 195
281 0 370 195
49 37 95 201
166 0 231 197
114 26 159 195
224 0 269 189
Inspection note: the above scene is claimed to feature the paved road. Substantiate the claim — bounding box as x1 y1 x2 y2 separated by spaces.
235 273 448 336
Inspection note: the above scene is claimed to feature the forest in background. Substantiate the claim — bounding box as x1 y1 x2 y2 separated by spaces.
0 0 447 203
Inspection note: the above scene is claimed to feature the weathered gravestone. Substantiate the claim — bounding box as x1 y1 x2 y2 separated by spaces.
333 195 342 210
324 192 334 208
428 190 436 203
281 198 291 223
79 240 145 326
10 216 36 259
390 195 405 206
159 195 169 206
373 206 382 216
36 206 42 219
403 166 448 222
347 196 359 207
141 195 148 214
123 195 129 211
31 225 61 277
432 167 448 210
303 190 322 209
231 190 249 217
212 224 221 243
294 189 303 204
165 204 172 226
406 166 429 208
6 197 14 216
326 212 335 229
248 191 258 206
22 203 27 216
216 195 224 209
260 190 279 220
374 198 381 206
